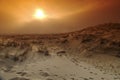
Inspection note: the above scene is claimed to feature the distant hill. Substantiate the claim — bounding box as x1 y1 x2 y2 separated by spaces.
65 23 120 57
0 23 120 60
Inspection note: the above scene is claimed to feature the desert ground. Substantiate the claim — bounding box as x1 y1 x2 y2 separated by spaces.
0 23 120 80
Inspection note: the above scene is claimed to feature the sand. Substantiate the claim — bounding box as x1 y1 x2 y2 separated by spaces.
0 55 119 80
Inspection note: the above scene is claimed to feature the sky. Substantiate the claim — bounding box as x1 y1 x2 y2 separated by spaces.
0 0 120 34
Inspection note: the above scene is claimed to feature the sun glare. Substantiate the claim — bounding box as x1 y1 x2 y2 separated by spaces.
33 9 46 19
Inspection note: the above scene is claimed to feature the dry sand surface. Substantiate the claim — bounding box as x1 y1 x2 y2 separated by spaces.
0 55 119 80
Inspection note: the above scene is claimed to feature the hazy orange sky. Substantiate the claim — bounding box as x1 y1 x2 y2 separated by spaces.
0 0 120 34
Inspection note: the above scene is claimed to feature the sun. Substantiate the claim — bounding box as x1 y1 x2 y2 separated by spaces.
33 9 46 19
